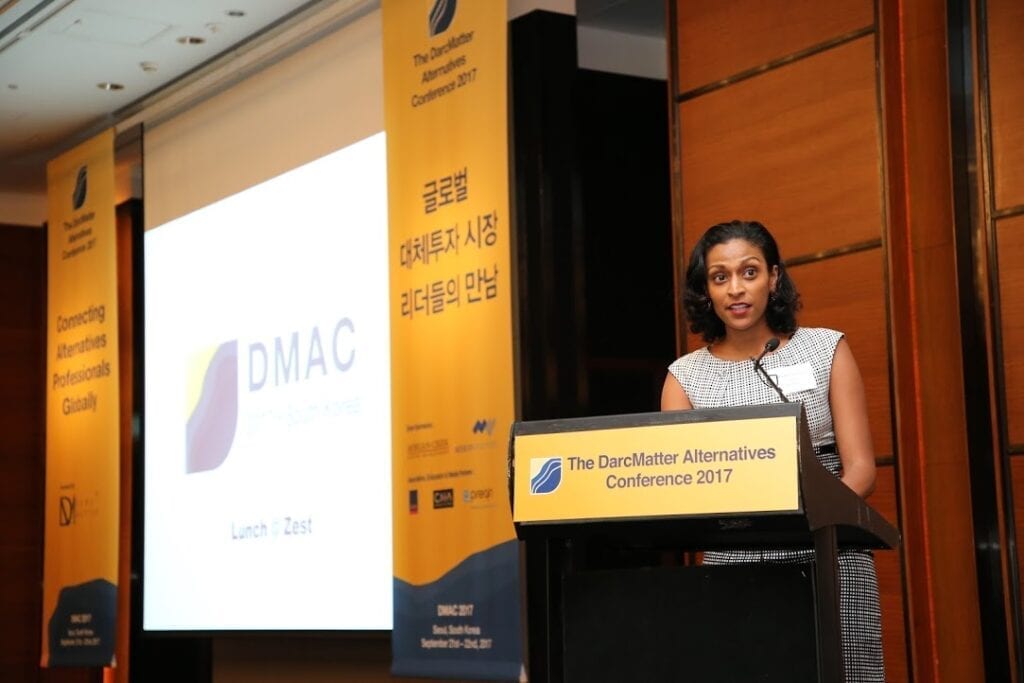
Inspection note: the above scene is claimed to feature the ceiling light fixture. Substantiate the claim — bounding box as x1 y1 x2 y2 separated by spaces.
225 10 245 18
140 61 158 72
177 35 205 45
97 82 125 91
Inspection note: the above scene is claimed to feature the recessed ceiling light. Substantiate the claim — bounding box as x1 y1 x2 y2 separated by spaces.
226 9 245 17
97 82 125 91
177 35 205 45
140 61 158 72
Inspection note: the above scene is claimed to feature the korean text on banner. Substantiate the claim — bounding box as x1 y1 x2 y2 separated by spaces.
384 0 522 679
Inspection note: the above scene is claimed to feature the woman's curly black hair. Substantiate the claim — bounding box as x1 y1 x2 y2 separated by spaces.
684 220 801 343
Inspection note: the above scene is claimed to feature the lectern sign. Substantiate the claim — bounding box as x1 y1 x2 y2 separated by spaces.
513 416 799 523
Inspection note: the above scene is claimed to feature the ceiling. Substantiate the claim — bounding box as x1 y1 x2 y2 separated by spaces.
0 0 327 195
0 0 663 198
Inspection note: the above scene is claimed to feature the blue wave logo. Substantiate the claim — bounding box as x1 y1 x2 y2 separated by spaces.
72 165 87 210
428 0 456 37
529 457 562 495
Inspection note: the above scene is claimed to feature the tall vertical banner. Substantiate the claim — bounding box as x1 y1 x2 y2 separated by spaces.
384 0 522 679
42 129 120 667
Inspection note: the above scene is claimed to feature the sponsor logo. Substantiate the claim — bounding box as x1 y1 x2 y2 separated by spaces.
463 488 493 503
433 488 454 509
428 0 456 36
408 438 449 456
186 340 239 474
59 495 76 526
409 490 419 514
72 165 88 210
530 457 563 495
472 418 495 435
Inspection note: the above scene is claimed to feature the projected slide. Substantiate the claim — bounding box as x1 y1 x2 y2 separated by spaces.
143 133 392 631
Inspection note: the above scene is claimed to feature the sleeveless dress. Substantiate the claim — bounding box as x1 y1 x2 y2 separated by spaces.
668 327 884 682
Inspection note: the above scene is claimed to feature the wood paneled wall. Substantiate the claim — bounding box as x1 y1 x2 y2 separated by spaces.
113 202 138 683
988 0 1024 444
669 0 989 679
997 216 1024 445
0 226 99 683
0 226 44 682
983 0 1024 671
872 465 906 683
674 0 872 93
678 35 882 260
669 1 906 679
987 0 1024 213
792 249 891 458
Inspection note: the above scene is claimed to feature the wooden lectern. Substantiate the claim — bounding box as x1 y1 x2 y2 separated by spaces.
508 403 899 683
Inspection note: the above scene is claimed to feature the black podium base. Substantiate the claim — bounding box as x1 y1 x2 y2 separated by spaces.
562 564 818 683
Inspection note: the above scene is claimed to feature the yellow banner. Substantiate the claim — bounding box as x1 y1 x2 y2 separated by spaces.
42 129 120 667
385 0 520 677
513 416 800 523
386 0 514 593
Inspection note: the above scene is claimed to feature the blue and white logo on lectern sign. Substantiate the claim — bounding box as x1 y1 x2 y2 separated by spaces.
529 457 562 495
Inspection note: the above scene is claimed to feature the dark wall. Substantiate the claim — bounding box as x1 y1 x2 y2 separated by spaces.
576 68 674 416
511 11 673 423
511 11 674 683
0 224 99 683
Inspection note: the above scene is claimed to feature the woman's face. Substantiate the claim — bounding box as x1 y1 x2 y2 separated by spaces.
704 238 779 335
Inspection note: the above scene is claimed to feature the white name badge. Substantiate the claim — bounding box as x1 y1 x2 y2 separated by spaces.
767 362 817 395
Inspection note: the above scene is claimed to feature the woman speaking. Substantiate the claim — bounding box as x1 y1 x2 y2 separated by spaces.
661 219 883 682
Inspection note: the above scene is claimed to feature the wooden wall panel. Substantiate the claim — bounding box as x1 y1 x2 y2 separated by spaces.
877 0 985 676
789 248 892 458
996 215 1024 445
0 330 41 461
672 4 909 678
0 226 98 683
675 0 873 93
872 464 908 683
987 0 1024 210
0 227 44 683
113 202 137 683
680 36 882 262
1013 457 1024 601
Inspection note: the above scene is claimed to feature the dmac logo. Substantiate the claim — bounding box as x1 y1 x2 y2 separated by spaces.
72 165 88 210
247 318 355 390
428 0 456 36
186 340 239 474
472 418 495 435
530 457 562 495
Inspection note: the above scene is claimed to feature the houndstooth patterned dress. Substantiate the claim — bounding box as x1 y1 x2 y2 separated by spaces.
668 327 884 682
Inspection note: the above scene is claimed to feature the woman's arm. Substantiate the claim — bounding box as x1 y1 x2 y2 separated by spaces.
829 338 876 498
661 373 694 411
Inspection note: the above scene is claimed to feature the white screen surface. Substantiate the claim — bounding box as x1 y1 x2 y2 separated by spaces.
143 132 392 631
